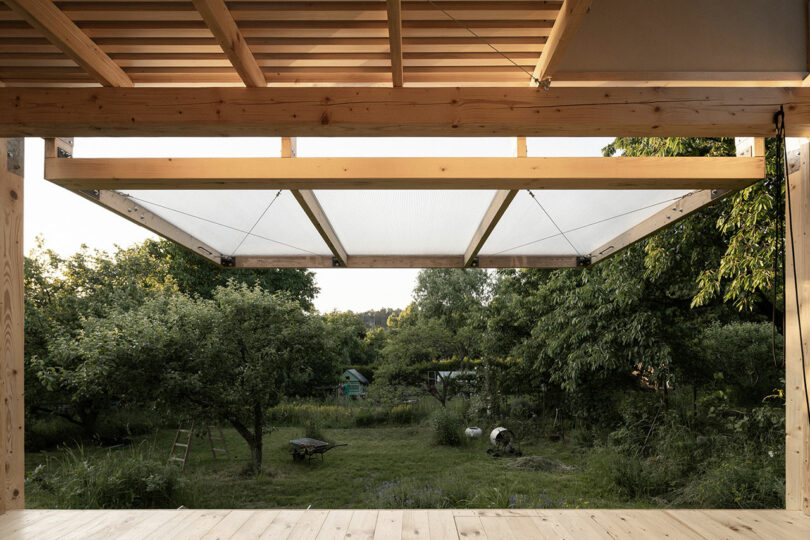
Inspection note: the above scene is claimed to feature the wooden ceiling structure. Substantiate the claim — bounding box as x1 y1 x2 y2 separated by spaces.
1 0 810 523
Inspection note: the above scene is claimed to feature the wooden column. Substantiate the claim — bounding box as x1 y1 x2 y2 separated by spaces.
0 138 24 512
786 139 810 514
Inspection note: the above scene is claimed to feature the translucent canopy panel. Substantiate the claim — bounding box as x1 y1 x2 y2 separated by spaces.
314 190 497 255
73 138 281 158
296 138 518 158
118 190 331 257
480 190 692 256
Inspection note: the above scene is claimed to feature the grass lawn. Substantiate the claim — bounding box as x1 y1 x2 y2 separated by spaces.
25 425 652 510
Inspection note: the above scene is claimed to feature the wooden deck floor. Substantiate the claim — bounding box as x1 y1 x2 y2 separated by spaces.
0 508 808 539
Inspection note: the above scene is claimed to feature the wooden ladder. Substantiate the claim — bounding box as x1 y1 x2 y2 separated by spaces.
168 421 194 471
207 424 231 459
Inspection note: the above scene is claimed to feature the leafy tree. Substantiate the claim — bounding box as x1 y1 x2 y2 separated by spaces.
322 311 376 367
604 137 782 314
140 239 319 308
158 283 331 474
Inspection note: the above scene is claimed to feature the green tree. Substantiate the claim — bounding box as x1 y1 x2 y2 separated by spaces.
158 283 331 474
140 239 318 308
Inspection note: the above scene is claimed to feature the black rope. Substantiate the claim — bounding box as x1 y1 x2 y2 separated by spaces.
778 106 810 426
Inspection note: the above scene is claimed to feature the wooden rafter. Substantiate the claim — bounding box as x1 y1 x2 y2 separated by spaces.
282 137 348 267
3 87 807 138
43 138 224 265
3 0 132 87
191 0 267 87
531 0 591 87
385 0 404 86
43 156 765 191
589 138 767 265
463 137 525 266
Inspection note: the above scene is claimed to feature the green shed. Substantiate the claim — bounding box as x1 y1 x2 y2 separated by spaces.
341 369 369 398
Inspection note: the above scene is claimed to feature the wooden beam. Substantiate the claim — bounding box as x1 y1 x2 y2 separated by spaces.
233 254 579 268
588 189 735 265
386 0 403 86
43 156 766 191
786 139 810 515
191 0 267 88
531 0 591 87
282 137 348 267
77 189 225 266
590 138 766 265
463 137 525 266
3 0 132 87
43 139 224 265
0 138 24 511
2 87 810 138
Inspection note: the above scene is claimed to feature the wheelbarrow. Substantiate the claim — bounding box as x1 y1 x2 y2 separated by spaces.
289 437 348 463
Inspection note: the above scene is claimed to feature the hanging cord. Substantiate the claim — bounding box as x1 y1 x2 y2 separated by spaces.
423 0 544 87
777 106 810 423
527 189 580 255
772 121 784 367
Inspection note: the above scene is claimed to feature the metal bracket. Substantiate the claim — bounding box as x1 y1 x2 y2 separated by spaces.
221 256 236 267
332 257 342 267
6 138 23 175
80 189 100 200
576 255 591 267
470 257 480 268
57 147 72 158
710 189 729 200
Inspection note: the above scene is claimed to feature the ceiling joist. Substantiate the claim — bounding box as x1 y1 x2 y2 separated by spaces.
3 87 807 138
3 0 132 87
43 156 765 191
385 0 404 86
191 0 267 87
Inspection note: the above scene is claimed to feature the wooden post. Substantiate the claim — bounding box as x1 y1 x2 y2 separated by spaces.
0 138 24 512
786 139 810 514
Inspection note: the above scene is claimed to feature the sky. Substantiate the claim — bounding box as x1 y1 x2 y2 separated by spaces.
23 137 613 313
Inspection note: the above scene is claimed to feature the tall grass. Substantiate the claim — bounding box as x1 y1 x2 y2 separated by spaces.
26 442 191 509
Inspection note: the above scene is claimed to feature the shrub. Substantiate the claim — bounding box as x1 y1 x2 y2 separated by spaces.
303 418 325 441
26 444 188 509
430 408 464 446
509 397 533 419
674 453 784 508
354 407 388 427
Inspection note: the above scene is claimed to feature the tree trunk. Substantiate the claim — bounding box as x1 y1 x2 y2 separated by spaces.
253 402 264 475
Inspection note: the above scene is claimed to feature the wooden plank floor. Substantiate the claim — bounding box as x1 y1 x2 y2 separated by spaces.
1 509 809 539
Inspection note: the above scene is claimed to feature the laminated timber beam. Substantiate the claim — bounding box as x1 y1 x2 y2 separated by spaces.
2 87 810 138
588 138 767 265
234 255 579 269
531 0 591 87
2 0 132 88
43 156 765 191
191 0 267 88
44 139 224 265
282 137 348 267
